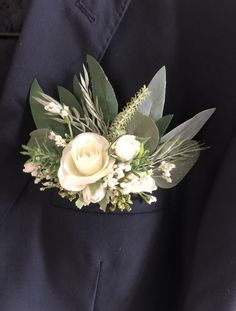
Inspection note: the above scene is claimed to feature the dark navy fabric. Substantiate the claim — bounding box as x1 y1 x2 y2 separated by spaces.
0 0 236 310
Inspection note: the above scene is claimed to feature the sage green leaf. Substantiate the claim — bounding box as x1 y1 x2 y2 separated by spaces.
99 194 110 212
58 86 83 115
30 79 48 129
75 198 84 209
126 111 159 154
139 66 166 121
156 114 173 137
27 128 54 149
86 55 118 123
29 79 67 136
161 108 216 142
73 75 83 102
154 140 200 188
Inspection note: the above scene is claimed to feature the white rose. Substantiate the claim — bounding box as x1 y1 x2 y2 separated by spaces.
58 133 115 191
82 182 106 205
111 135 141 162
120 172 157 195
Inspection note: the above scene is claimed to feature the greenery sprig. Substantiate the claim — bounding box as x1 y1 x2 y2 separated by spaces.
108 85 150 141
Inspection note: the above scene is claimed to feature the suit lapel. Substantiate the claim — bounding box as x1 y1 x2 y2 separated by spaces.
0 0 131 223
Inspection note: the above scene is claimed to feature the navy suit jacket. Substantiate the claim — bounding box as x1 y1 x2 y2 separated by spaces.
0 1 236 310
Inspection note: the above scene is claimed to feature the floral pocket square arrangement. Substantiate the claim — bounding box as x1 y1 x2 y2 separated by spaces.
22 55 215 212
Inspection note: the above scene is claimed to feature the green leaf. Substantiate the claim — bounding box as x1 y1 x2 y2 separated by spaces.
126 111 159 154
27 128 54 150
139 66 166 121
161 108 216 142
99 194 110 212
58 86 84 115
73 75 83 101
154 140 200 188
86 55 118 123
29 79 67 136
75 198 84 209
30 79 48 129
156 114 173 137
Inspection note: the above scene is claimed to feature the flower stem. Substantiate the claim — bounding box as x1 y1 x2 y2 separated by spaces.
67 118 74 139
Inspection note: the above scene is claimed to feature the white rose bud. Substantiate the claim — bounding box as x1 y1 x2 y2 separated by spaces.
82 182 106 205
112 135 141 162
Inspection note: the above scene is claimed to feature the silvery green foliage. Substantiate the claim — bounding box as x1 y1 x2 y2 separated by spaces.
161 108 216 142
139 66 166 121
126 111 159 154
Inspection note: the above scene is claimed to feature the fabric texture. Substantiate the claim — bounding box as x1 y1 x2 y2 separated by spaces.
0 0 236 310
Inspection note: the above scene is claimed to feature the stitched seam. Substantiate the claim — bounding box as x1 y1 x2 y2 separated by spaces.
92 260 103 311
75 0 96 24
98 0 130 60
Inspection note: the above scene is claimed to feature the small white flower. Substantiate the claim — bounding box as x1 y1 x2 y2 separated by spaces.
111 135 141 162
34 178 41 184
108 174 118 189
163 176 172 183
44 101 62 114
23 162 39 177
146 195 157 204
44 102 69 118
60 105 69 118
31 170 38 177
82 182 106 205
114 166 125 179
48 131 66 147
102 171 118 190
23 162 36 173
114 163 132 179
158 161 175 183
159 161 176 177
120 171 157 195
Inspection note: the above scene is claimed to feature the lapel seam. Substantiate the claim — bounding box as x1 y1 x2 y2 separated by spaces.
75 0 96 24
98 0 131 61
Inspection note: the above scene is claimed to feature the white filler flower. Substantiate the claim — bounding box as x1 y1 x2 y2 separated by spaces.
159 161 176 183
111 135 141 162
120 171 157 195
23 162 39 176
48 131 66 147
58 132 115 191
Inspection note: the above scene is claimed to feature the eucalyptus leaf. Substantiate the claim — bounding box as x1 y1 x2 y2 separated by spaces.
29 79 67 136
30 79 48 129
161 108 215 142
58 86 83 115
27 128 54 150
73 75 84 101
156 114 173 137
126 111 159 154
99 194 110 212
154 140 200 188
139 66 166 121
86 55 118 123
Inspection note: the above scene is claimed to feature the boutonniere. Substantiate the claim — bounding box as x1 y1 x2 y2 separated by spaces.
21 56 215 212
